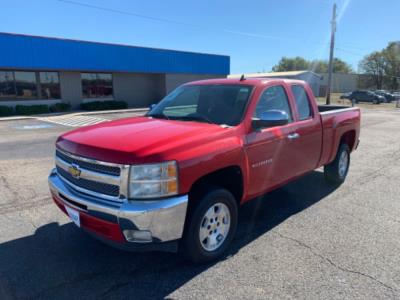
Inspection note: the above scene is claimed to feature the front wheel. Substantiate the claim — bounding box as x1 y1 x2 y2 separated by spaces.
324 143 350 184
181 187 238 263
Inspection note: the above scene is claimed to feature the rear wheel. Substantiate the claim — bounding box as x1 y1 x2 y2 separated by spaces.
324 143 350 184
182 186 238 263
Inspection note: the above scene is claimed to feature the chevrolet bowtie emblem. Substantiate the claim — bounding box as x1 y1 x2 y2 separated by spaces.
68 164 81 178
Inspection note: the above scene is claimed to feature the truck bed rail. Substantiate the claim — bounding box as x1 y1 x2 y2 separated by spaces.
318 105 357 114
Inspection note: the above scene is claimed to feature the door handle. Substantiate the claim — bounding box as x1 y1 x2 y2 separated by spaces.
288 133 300 140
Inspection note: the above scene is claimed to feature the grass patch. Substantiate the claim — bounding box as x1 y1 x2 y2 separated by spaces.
49 102 71 113
15 105 50 115
0 106 14 117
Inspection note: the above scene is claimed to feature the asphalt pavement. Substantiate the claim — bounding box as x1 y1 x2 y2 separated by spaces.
1 109 400 299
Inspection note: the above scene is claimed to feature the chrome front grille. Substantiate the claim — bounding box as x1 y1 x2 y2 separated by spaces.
56 150 120 176
55 149 128 203
56 166 120 196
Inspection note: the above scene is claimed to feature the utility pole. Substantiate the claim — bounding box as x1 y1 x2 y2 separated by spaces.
326 3 337 105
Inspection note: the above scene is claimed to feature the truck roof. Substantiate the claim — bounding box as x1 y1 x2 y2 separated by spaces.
186 77 307 87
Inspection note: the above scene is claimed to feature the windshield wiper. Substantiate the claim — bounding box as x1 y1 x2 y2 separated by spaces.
147 113 170 120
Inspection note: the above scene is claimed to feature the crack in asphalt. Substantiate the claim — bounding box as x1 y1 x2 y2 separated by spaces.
0 175 20 203
351 146 400 186
20 211 39 230
275 232 397 294
0 196 50 215
323 205 400 251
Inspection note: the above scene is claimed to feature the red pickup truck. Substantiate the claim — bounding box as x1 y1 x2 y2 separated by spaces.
49 78 360 263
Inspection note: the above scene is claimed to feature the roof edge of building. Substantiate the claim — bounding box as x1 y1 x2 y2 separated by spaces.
0 31 230 58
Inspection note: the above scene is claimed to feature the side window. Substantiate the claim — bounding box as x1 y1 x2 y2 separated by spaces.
253 85 293 122
291 85 312 120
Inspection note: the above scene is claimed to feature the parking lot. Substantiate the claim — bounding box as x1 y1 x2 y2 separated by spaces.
1 108 400 299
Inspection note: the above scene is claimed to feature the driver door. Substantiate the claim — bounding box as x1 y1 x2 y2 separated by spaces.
244 85 298 198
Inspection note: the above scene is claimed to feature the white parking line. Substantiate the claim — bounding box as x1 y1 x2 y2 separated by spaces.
39 115 108 127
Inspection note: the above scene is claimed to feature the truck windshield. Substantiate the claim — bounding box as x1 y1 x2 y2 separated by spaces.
148 84 253 126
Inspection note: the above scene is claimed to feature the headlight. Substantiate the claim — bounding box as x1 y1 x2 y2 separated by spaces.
128 161 178 199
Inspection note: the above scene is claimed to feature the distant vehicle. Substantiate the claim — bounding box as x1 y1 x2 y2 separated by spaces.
393 92 400 99
374 90 395 102
340 92 352 99
348 90 385 104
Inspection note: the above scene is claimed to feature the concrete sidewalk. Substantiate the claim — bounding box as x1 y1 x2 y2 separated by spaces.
0 107 149 122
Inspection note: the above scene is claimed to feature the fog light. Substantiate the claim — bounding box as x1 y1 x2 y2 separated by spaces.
123 230 153 243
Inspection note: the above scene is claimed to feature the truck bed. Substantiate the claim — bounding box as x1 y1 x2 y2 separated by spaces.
318 105 353 113
317 105 361 168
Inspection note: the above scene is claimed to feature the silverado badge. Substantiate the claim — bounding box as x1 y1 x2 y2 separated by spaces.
68 164 81 179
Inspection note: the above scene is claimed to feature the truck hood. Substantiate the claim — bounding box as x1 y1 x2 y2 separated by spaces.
56 116 234 164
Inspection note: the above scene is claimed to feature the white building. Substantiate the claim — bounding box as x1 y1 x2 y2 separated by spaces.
229 71 322 97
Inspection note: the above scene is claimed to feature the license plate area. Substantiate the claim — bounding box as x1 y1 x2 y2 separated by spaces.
65 206 81 227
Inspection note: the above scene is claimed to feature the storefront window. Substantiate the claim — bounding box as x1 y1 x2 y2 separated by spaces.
14 71 38 99
0 71 15 99
82 73 113 98
0 70 61 100
40 72 61 99
96 73 113 97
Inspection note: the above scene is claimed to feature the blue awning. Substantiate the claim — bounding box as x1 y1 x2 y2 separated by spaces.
0 32 230 75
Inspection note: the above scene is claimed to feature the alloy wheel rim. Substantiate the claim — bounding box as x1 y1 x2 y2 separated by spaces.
338 150 349 178
199 202 231 252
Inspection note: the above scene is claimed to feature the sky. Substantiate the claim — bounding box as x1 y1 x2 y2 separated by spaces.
0 0 398 74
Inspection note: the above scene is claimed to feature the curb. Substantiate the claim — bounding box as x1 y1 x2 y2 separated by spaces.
0 116 37 121
0 108 148 122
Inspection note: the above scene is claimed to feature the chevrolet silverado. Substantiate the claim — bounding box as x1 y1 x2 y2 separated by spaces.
49 77 360 263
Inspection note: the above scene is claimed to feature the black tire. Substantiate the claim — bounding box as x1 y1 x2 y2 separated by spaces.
181 186 238 263
324 143 350 184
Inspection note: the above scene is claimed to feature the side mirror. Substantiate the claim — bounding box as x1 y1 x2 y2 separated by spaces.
252 110 289 130
149 104 156 110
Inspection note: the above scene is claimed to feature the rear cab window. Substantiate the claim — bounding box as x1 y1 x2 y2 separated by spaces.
291 85 313 120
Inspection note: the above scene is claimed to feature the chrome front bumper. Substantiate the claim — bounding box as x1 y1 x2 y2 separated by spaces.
48 169 188 244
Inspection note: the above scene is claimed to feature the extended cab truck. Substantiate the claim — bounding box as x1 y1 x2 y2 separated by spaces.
49 78 360 263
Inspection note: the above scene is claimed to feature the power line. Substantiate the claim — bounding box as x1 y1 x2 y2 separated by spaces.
58 0 385 74
335 47 366 57
57 0 298 42
57 0 204 28
58 0 372 53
